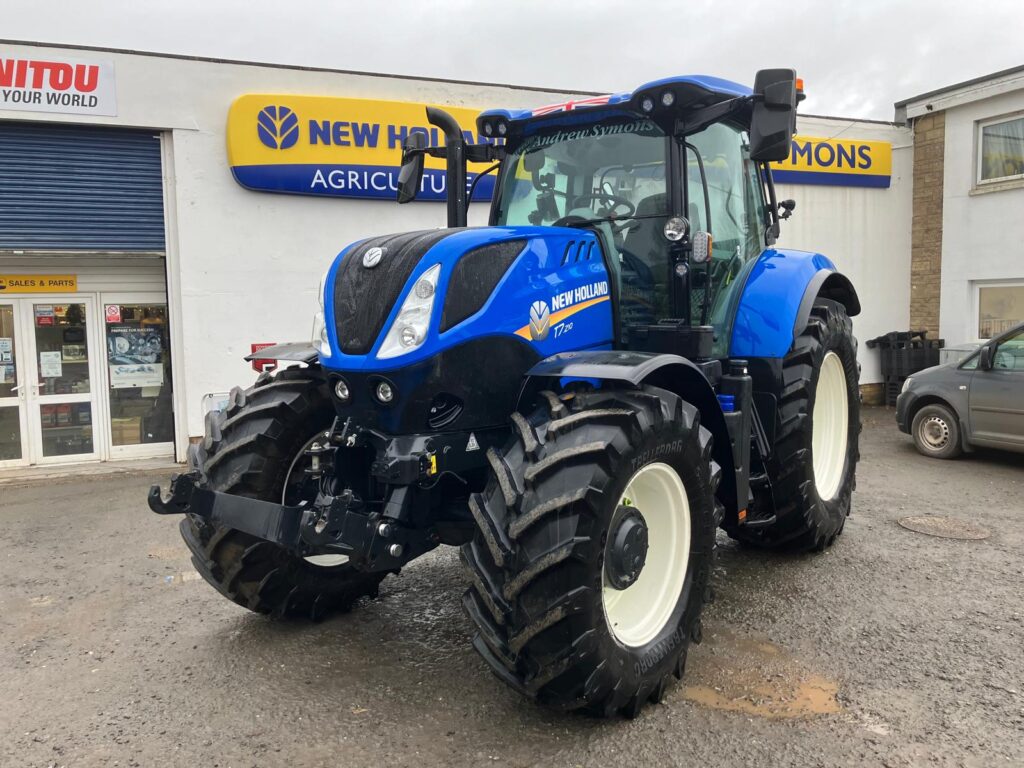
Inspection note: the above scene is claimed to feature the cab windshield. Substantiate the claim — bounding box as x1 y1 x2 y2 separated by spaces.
493 118 672 333
493 118 669 228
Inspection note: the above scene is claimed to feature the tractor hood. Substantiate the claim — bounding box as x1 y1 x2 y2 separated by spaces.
319 226 614 374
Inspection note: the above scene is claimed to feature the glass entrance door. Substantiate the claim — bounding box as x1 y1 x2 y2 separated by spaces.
0 302 29 467
103 298 174 458
21 297 100 464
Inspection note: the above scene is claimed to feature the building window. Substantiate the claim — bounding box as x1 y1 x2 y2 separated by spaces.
977 283 1024 338
978 115 1024 184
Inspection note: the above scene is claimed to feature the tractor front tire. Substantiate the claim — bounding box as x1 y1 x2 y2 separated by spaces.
461 385 719 717
180 367 387 620
739 299 860 552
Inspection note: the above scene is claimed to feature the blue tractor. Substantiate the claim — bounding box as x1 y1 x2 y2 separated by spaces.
150 69 860 716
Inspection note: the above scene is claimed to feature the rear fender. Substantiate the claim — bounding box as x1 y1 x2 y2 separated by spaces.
730 248 860 359
523 350 738 514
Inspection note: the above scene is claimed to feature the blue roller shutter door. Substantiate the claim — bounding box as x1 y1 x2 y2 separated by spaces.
0 121 165 251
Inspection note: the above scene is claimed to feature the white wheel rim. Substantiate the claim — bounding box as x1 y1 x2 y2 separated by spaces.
602 462 690 648
284 435 350 569
811 351 849 502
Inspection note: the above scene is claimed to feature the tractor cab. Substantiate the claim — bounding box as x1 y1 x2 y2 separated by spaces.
400 71 804 361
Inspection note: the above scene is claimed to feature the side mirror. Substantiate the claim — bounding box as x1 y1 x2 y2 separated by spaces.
979 345 994 370
749 68 798 162
397 132 428 204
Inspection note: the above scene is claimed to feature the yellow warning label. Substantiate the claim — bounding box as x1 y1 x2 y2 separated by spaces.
0 274 78 293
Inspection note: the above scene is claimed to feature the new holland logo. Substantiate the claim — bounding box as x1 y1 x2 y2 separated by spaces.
529 300 550 341
362 247 385 268
257 105 299 150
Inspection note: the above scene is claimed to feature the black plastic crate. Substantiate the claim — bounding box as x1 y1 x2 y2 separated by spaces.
884 376 906 407
868 331 944 378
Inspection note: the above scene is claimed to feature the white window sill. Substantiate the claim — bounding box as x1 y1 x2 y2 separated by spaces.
970 177 1024 196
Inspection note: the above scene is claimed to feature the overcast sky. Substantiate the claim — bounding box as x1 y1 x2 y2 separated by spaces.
5 0 1023 120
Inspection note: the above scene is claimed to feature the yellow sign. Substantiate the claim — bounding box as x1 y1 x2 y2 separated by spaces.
0 274 78 293
771 136 892 188
227 94 496 201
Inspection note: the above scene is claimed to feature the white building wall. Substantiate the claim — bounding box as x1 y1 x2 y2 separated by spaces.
776 116 914 385
938 89 1024 346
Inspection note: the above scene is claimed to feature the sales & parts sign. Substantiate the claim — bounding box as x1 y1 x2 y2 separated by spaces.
0 54 117 116
0 274 78 293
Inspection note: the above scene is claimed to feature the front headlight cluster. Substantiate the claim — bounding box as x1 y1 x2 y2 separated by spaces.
377 264 441 359
901 377 914 394
311 269 330 357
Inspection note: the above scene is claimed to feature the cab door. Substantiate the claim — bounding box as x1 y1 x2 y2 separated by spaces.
969 328 1024 449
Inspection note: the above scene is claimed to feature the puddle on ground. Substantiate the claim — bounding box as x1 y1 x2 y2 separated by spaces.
682 629 841 719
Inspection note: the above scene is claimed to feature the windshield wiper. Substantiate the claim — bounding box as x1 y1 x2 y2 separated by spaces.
562 212 667 228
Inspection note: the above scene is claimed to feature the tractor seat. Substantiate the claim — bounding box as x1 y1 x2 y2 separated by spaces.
621 193 668 270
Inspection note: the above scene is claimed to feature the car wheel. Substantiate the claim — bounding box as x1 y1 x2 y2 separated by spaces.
911 404 962 460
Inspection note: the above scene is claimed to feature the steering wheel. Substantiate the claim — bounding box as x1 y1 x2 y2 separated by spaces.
571 192 636 219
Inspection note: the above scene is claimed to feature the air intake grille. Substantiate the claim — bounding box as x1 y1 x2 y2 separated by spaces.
440 240 525 332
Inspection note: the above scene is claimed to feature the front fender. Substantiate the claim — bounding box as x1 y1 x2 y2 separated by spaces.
730 249 860 359
522 350 738 515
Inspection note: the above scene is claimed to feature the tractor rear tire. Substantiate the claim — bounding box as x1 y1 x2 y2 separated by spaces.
180 366 387 620
738 299 860 552
461 385 719 717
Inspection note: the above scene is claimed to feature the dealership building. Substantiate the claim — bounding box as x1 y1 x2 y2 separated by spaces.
0 40 1019 468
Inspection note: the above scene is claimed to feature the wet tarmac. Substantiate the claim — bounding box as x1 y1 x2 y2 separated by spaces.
2 407 1022 767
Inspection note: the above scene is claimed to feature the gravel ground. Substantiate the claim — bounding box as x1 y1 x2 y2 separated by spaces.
2 406 1022 767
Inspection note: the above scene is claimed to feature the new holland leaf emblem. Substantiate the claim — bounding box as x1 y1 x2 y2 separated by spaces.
529 300 550 341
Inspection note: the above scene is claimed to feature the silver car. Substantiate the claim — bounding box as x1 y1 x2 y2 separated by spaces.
896 322 1024 458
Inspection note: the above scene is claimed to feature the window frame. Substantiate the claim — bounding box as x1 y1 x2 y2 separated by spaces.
973 279 1024 340
975 111 1024 187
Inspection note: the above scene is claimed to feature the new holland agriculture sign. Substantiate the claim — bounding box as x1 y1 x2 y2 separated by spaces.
227 95 497 201
226 94 892 200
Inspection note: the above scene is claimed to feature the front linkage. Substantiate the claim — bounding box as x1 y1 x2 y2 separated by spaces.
148 417 503 573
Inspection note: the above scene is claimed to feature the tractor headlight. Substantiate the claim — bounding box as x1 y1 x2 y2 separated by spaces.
377 264 442 360
312 268 331 357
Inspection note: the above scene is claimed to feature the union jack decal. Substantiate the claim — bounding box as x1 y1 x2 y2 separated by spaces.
530 94 612 117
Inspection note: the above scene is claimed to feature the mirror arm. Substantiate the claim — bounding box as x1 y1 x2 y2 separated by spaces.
762 162 781 244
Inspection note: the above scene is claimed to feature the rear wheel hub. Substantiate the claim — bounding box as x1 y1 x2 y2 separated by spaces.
606 505 649 590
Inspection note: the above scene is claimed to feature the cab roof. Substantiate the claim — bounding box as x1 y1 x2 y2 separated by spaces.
477 75 752 135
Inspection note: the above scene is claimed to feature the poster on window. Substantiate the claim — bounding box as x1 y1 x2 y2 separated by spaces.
39 350 63 378
107 324 164 389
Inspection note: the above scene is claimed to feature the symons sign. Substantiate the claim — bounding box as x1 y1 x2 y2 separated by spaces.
0 54 117 116
771 135 892 188
227 95 498 201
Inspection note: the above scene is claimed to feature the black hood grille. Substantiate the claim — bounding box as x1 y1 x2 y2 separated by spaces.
333 229 457 355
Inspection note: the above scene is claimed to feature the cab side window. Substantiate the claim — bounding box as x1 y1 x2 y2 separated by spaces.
686 122 767 352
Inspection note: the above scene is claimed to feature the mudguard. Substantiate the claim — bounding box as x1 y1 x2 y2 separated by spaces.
523 349 737 513
730 248 860 359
